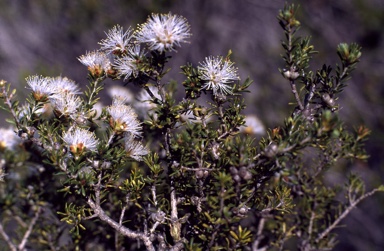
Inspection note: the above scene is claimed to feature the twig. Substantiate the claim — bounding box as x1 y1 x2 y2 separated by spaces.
180 166 217 172
87 197 155 251
86 77 105 108
115 194 129 250
0 222 17 251
1 84 21 129
88 171 156 250
106 132 116 148
18 206 42 250
308 211 315 237
164 128 171 158
252 217 267 251
169 186 181 241
143 85 162 105
315 187 382 243
285 24 304 111
290 80 304 110
151 184 158 207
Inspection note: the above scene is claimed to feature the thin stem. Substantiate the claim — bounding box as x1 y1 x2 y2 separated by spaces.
106 132 116 148
86 76 105 108
1 84 21 129
170 186 180 239
0 222 17 251
315 187 382 243
18 206 42 250
143 85 162 105
290 80 304 110
87 197 155 251
180 166 217 172
164 128 171 158
151 184 158 207
308 211 315 238
285 24 304 111
115 194 129 250
252 217 267 251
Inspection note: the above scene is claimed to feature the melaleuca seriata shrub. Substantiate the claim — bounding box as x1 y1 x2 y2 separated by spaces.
0 4 383 251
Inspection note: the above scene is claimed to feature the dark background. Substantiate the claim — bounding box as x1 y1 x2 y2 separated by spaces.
0 0 383 250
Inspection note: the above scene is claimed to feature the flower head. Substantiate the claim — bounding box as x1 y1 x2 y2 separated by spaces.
63 127 99 156
113 44 144 80
107 98 142 135
241 115 265 135
99 25 133 55
50 93 82 118
0 127 21 152
49 76 82 95
78 51 111 78
107 85 134 104
198 56 239 96
135 13 191 53
124 133 149 161
26 75 54 101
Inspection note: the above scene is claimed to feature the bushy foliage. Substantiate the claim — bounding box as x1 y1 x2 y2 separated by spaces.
0 4 382 251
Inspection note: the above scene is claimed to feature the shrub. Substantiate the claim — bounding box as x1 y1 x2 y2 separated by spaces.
0 3 382 251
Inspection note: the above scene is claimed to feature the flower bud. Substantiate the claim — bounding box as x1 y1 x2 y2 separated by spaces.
264 143 278 158
283 69 299 81
337 43 362 65
321 93 336 108
195 170 204 179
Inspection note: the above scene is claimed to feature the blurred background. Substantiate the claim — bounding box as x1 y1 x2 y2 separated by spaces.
0 0 383 250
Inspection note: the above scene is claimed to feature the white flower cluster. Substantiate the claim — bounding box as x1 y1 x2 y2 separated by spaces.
198 56 240 96
77 13 191 81
25 75 83 119
107 96 142 136
107 96 148 161
62 127 99 155
135 13 191 53
0 127 21 152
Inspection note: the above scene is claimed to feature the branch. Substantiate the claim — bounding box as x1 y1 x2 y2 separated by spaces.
0 222 17 251
115 194 129 250
290 80 304 111
252 217 267 251
87 198 155 251
88 174 155 251
18 206 42 250
315 187 382 243
169 186 181 242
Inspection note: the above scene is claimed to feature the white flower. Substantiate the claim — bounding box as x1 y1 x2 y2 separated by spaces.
26 75 54 101
241 115 265 135
111 95 131 106
50 93 82 118
198 56 240 96
0 127 21 152
90 102 104 119
78 51 111 78
107 98 142 135
63 127 99 155
49 76 81 95
135 13 191 52
134 86 161 118
107 85 134 103
99 25 133 55
124 133 149 161
113 45 144 79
